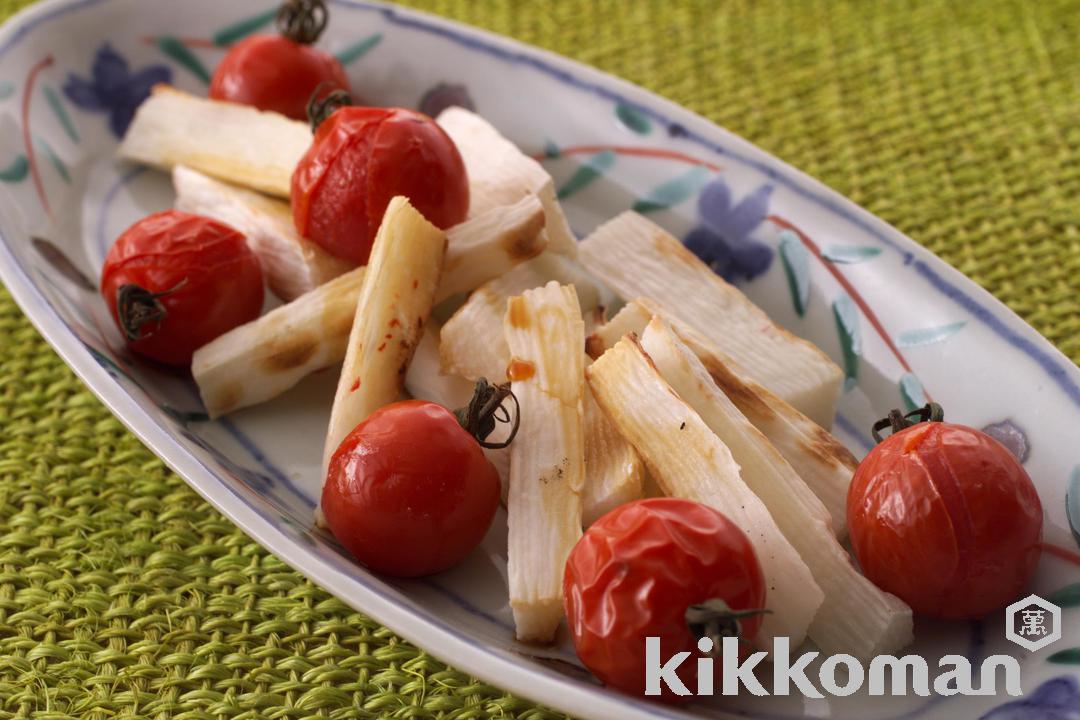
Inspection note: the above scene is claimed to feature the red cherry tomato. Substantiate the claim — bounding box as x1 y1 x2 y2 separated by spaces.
291 105 469 265
100 210 264 366
209 0 350 121
564 498 766 698
209 35 349 121
847 408 1042 619
322 399 500 577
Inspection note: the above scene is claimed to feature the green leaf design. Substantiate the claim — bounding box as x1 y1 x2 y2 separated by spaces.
556 150 616 200
832 294 861 391
779 230 810 317
156 36 212 84
822 245 883 264
212 8 277 46
43 85 79 143
335 33 383 66
34 135 70 184
897 321 967 348
615 103 651 135
1067 467 1080 549
1048 648 1080 665
0 81 14 101
632 165 710 214
0 154 29 182
1045 583 1080 608
899 373 926 411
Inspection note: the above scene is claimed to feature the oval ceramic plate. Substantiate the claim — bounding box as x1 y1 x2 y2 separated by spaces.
0 1 1078 718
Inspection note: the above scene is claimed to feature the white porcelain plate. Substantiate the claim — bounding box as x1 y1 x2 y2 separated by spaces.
1 1 1078 717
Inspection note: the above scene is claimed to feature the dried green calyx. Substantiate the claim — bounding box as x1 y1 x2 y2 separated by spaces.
305 87 352 132
871 402 945 443
115 279 187 341
454 378 520 449
686 599 771 650
276 0 328 44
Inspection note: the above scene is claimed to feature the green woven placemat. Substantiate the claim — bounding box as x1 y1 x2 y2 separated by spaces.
0 0 1077 717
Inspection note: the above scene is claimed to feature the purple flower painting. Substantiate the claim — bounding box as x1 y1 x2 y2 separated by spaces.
683 177 774 283
63 44 171 138
981 675 1080 720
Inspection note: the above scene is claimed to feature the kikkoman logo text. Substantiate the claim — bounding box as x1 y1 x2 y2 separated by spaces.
645 594 1061 698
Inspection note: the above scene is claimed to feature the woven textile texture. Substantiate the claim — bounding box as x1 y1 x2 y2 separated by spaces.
0 0 1077 717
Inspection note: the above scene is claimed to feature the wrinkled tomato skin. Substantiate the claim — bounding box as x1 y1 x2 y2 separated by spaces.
291 106 469 264
209 35 350 121
847 422 1042 619
563 498 765 699
100 210 263 366
322 400 499 577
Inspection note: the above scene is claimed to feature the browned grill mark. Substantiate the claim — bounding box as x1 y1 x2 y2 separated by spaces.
799 425 859 470
261 333 318 372
502 211 546 260
699 353 776 420
324 302 357 338
211 381 244 416
585 334 606 360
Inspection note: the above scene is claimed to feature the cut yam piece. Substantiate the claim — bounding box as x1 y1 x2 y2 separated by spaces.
578 211 842 427
440 194 547 299
437 107 577 256
582 356 645 526
192 267 365 419
321 197 446 474
119 85 309 197
503 282 585 641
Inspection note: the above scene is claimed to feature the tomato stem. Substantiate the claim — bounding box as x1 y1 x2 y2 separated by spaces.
276 0 328 45
306 87 352 132
454 378 520 449
685 599 771 652
114 279 188 341
871 402 945 443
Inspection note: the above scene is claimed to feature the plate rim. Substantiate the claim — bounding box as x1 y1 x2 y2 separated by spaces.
0 2 1076 719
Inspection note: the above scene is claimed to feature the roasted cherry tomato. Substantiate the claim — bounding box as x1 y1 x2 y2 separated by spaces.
564 498 766 698
100 210 264 366
321 381 516 577
209 0 350 121
291 97 469 265
847 404 1042 619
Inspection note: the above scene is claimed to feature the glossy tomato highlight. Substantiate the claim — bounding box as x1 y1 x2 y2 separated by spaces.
209 0 350 121
100 210 263 366
564 498 766 698
847 405 1042 619
291 103 469 265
